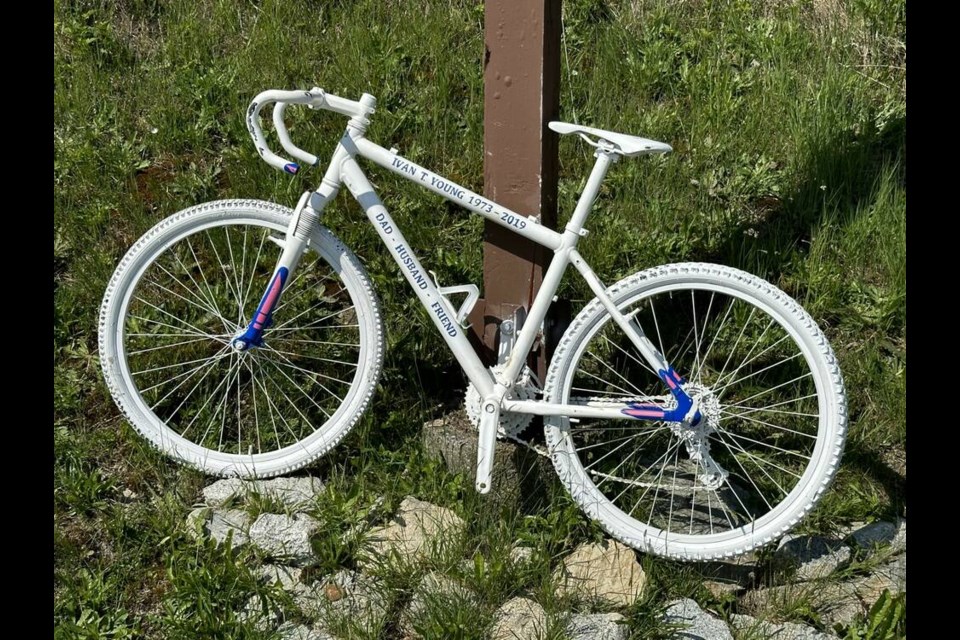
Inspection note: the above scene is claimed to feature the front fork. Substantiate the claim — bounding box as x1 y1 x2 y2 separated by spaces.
231 191 329 351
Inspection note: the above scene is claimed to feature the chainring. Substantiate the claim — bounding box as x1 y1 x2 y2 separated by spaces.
464 364 541 438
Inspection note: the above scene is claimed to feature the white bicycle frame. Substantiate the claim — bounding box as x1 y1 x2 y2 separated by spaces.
243 88 700 492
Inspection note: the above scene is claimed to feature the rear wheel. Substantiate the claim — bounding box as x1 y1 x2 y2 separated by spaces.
98 199 384 477
543 263 846 560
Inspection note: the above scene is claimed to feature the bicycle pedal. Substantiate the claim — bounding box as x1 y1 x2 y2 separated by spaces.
475 399 500 494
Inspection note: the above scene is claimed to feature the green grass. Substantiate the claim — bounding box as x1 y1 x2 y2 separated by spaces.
54 0 905 637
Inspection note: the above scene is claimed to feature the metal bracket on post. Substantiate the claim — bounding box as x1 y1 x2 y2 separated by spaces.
496 307 527 365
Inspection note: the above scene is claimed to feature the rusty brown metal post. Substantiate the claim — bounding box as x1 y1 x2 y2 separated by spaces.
468 0 561 382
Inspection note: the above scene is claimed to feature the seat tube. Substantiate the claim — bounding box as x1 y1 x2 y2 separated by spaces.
565 148 618 234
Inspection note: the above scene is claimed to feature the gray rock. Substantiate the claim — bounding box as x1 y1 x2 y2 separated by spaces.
185 507 211 540
565 612 628 640
249 513 320 564
421 411 556 508
203 478 246 507
775 535 851 580
276 622 334 640
489 597 547 640
237 594 281 631
510 545 535 565
202 477 325 511
891 519 906 554
853 553 906 608
362 496 466 567
207 509 251 548
401 572 477 639
662 599 733 640
730 614 833 639
555 539 647 607
740 582 863 628
258 564 303 591
703 580 742 599
293 570 388 636
847 521 897 551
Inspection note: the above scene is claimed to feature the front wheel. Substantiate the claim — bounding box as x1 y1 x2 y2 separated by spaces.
98 200 384 478
543 263 847 560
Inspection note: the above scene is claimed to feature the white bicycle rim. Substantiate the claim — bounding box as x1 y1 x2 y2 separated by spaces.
544 263 846 560
98 200 384 478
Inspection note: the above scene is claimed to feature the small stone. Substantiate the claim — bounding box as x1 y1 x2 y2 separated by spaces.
730 614 833 640
555 540 646 607
703 580 741 599
121 488 138 500
258 564 303 591
775 534 851 580
847 521 897 550
489 597 547 640
565 612 628 640
362 496 466 567
510 545 535 565
276 622 334 640
662 598 732 640
401 572 477 639
208 509 251 548
295 570 388 636
185 507 211 540
249 513 320 565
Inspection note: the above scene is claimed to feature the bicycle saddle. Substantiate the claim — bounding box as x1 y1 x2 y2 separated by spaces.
548 121 672 157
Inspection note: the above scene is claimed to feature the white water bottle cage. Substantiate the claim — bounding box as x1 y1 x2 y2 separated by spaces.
429 272 480 329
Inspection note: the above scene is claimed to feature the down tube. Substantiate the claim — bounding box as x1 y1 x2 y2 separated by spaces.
339 156 495 397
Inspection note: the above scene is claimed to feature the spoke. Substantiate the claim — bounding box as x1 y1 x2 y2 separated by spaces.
571 386 641 398
576 431 656 452
254 353 334 419
713 430 789 501
692 291 716 385
720 371 813 405
639 437 685 522
583 430 646 472
185 236 230 330
270 337 360 348
720 411 818 439
691 290 703 386
715 428 812 460
725 392 819 412
271 299 353 332
600 333 658 378
269 323 360 334
147 345 231 409
238 225 249 327
249 366 287 451
724 406 819 419
180 353 241 438
241 226 270 318
151 264 232 332
714 307 757 386
260 346 360 368
132 296 222 342
665 435 682 536
272 274 340 317
577 368 637 398
697 296 734 381
649 297 667 364
571 424 667 433
204 229 244 327
259 357 328 438
712 318 777 391
127 335 216 356
712 432 803 479
713 351 804 397
242 356 263 455
586 349 648 396
133 351 232 377
223 226 245 326
257 345 352 391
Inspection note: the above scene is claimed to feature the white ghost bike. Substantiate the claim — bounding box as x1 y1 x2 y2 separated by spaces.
99 88 847 560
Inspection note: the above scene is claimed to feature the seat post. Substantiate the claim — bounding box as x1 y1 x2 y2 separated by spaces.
565 145 620 235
